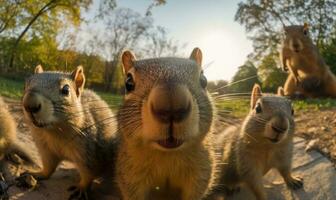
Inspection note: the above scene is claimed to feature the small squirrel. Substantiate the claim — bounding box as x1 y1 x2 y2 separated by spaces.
280 23 336 98
21 65 118 199
214 84 303 200
0 97 34 166
115 48 219 200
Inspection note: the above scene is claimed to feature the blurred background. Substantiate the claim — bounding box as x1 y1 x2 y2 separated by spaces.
1 0 336 96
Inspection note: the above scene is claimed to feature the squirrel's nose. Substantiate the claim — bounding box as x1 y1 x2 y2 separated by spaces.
23 92 42 114
293 43 300 51
271 116 288 134
149 84 191 123
271 125 286 134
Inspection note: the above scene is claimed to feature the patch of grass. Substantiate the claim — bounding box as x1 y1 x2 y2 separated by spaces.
215 99 250 118
293 98 336 111
0 76 123 108
96 91 123 110
215 98 336 118
0 77 24 99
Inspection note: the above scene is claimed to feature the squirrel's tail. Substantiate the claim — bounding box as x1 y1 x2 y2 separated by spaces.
6 143 35 166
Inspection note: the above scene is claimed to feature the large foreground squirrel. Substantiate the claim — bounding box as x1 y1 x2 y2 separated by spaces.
115 48 220 200
21 65 118 199
280 23 336 98
213 84 302 200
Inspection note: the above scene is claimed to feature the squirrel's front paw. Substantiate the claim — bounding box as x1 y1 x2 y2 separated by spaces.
286 176 303 190
68 185 90 200
15 172 40 189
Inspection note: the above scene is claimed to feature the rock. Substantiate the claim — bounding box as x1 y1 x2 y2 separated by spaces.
321 126 328 131
305 139 319 152
307 127 318 134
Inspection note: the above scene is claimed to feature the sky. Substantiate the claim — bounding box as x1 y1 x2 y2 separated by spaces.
111 0 253 81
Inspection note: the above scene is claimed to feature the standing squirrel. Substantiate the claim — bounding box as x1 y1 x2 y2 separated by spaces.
115 48 219 200
21 65 118 199
214 84 302 200
280 23 336 98
0 97 34 166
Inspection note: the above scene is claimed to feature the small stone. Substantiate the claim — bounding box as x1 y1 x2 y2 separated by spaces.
323 116 329 121
322 147 329 154
305 139 319 152
307 127 318 134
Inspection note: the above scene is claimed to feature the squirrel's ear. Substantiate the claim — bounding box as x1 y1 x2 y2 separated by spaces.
251 84 262 109
277 86 285 96
71 65 85 96
189 47 202 68
303 22 309 31
35 65 43 74
121 50 136 74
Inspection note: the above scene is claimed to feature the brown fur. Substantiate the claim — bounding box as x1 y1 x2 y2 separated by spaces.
22 66 118 196
214 84 302 200
0 96 33 165
116 48 220 200
280 24 336 98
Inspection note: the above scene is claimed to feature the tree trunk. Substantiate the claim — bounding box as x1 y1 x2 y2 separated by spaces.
8 0 57 70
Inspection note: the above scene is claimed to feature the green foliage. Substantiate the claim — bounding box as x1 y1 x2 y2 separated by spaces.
257 54 287 92
228 61 260 93
207 80 229 95
321 37 336 75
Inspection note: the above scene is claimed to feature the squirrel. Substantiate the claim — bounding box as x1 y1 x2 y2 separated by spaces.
115 48 220 200
21 65 118 199
280 23 336 98
213 84 303 200
0 97 34 167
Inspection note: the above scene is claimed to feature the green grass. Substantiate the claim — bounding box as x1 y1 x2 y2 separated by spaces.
0 76 335 116
0 77 24 99
215 98 336 118
96 91 123 109
0 76 123 107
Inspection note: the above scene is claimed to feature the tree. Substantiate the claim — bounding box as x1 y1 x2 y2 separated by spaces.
207 80 229 95
235 0 336 59
229 61 260 93
2 0 93 70
321 36 336 75
142 26 186 57
0 0 23 34
257 54 287 92
80 8 153 91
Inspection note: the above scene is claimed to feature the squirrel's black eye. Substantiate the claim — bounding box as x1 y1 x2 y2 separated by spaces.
255 103 262 114
125 73 135 92
291 108 294 115
61 84 70 96
200 72 207 88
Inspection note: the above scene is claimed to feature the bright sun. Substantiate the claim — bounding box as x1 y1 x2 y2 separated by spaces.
196 29 252 81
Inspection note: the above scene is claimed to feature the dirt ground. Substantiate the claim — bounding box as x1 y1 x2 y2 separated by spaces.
295 109 336 167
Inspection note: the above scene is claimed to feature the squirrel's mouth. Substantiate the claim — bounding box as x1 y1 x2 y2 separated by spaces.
28 113 48 128
157 136 184 149
268 138 280 143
